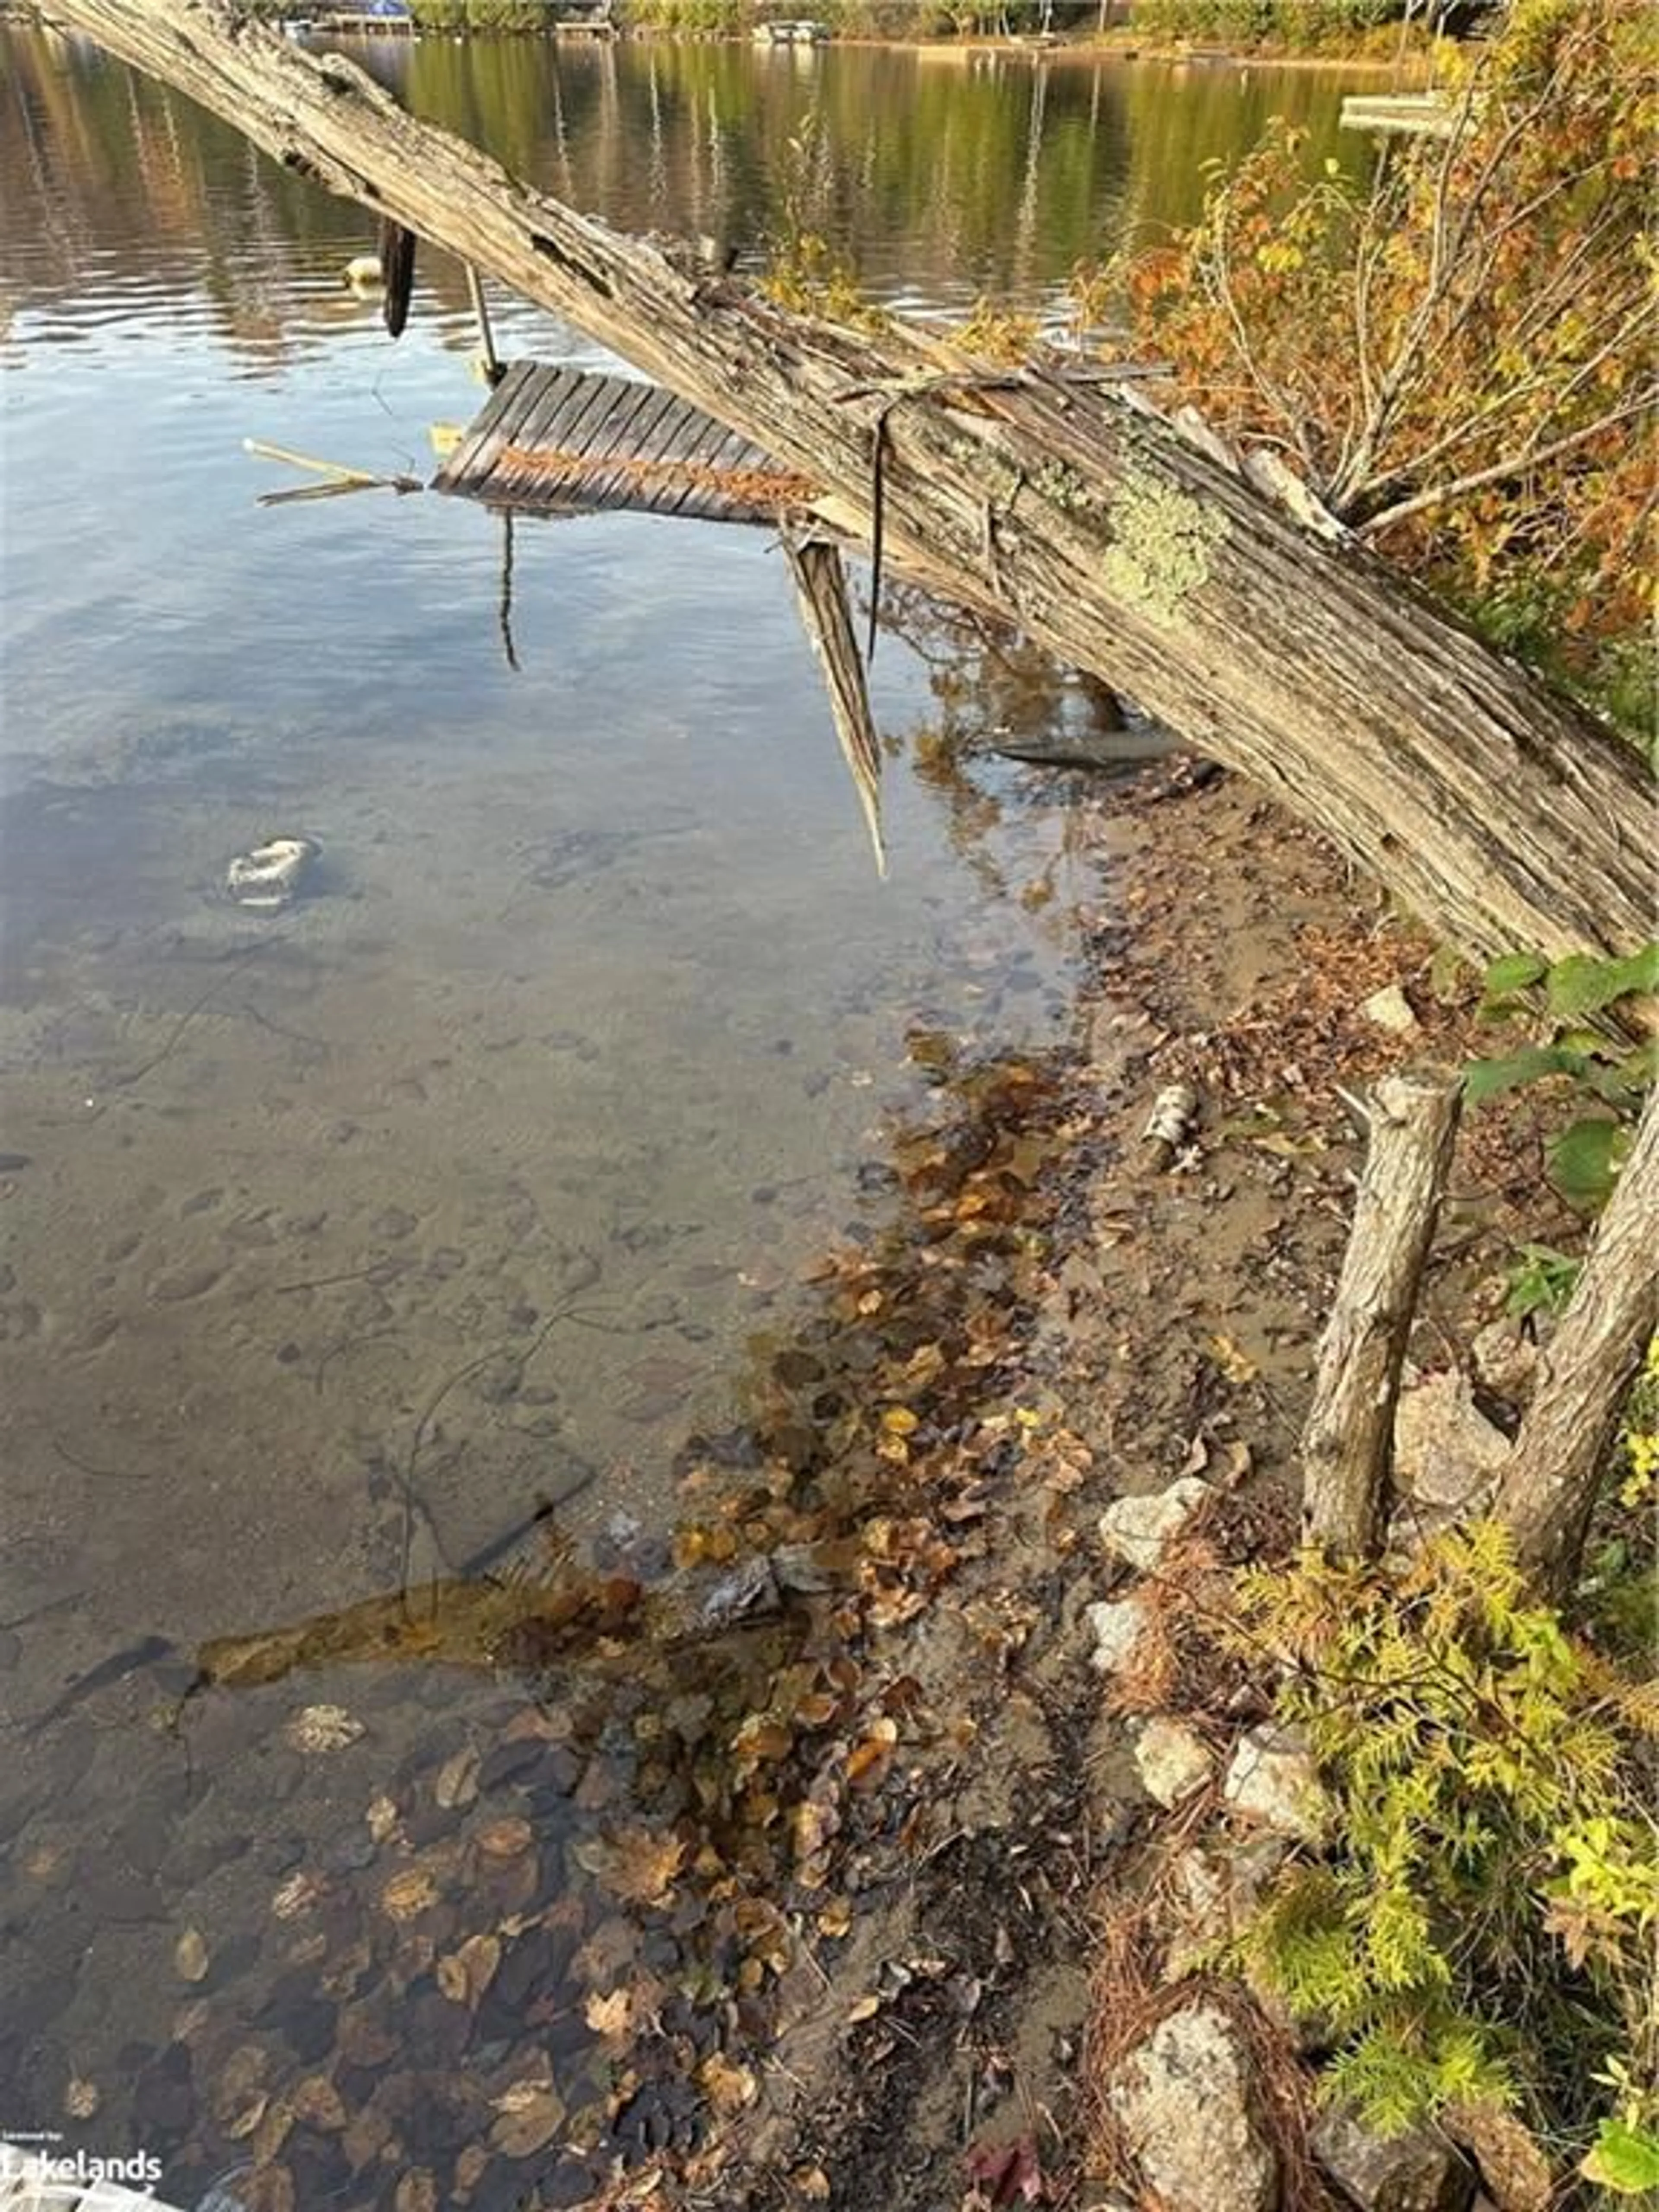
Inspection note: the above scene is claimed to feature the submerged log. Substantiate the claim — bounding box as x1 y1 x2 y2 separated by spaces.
57 0 1656 981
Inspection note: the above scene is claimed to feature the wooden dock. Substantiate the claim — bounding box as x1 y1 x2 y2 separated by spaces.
753 19 830 44
432 360 819 524
1340 92 1456 137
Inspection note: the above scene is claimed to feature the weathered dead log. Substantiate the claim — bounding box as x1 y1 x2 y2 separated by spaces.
1302 1073 1463 1560
783 537 887 876
56 0 1656 983
1494 1083 1659 1595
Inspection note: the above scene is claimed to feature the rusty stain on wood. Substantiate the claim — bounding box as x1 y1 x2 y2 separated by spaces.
434 361 819 524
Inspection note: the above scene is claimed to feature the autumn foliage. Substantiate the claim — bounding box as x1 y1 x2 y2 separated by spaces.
1113 0 1658 730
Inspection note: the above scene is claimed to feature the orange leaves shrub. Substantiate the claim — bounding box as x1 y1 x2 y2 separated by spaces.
1113 0 1658 730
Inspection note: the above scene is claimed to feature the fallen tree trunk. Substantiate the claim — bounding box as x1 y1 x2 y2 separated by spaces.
57 0 1656 979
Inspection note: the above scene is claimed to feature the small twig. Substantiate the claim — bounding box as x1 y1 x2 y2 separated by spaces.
52 1437 152 1484
113 944 271 1092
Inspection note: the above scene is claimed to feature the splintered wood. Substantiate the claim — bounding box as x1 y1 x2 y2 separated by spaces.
783 537 887 877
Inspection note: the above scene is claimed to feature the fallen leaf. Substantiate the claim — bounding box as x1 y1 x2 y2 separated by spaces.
243 2166 295 2212
283 1703 364 1755
583 1986 633 2039
966 2131 1047 2206
490 2079 565 2158
62 2077 99 2120
395 2174 438 2212
846 1993 881 2023
365 1794 402 1844
476 1817 533 1859
290 2075 346 2133
270 1870 325 1921
436 1930 500 2008
223 2093 269 2143
697 2051 757 2113
845 1716 899 1789
1208 1332 1258 1385
381 1867 439 1923
174 1927 210 1983
576 1827 686 1908
434 1746 480 1810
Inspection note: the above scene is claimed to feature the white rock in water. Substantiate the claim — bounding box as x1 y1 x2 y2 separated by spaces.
1224 1722 1328 1843
1110 2002 1279 2212
1134 1715 1216 1808
226 836 318 912
1099 1475 1215 1572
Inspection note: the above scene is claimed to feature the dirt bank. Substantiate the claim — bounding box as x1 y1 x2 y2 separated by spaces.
680 757 1566 2212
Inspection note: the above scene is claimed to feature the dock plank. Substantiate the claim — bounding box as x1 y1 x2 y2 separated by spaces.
433 362 819 524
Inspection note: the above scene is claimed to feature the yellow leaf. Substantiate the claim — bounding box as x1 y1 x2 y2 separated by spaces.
697 2051 758 2113
1209 1333 1258 1385
380 1867 439 1923
489 2080 565 2159
174 1928 210 1983
880 1406 919 1435
576 1827 686 1908
584 1986 633 2039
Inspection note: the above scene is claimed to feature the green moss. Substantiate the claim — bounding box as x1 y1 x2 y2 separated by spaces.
1102 467 1227 625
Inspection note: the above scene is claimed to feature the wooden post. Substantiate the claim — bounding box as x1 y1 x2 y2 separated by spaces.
1495 1083 1659 1595
1302 1073 1463 1560
465 261 502 386
783 538 886 877
50 0 1659 989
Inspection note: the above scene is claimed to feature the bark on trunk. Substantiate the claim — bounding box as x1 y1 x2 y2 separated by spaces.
1495 1084 1659 1596
55 0 1657 983
1302 1074 1463 1561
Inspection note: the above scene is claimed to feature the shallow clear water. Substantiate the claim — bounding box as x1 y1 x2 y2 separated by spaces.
0 25 1367 2201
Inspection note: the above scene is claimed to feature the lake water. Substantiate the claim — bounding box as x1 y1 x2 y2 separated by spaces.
0 26 1368 2204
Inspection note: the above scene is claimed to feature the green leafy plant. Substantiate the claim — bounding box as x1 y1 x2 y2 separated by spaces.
1465 942 1658 1211
1232 1523 1659 2148
1583 2113 1659 2196
1501 1242 1579 1322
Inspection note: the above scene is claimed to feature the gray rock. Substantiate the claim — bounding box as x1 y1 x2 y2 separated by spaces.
1311 2103 1475 2212
1393 1370 1512 1522
1087 1593 1151 1676
1224 1723 1328 1843
1468 1317 1540 1408
1134 1716 1216 1808
1099 1476 1215 1572
1360 983 1421 1036
1164 1835 1289 1982
1110 2002 1278 2212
